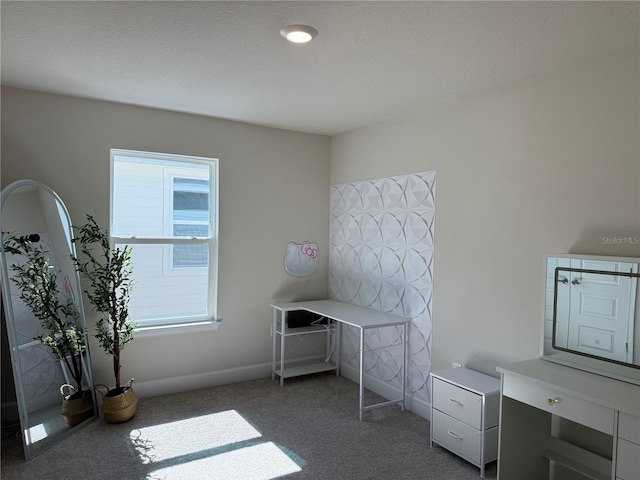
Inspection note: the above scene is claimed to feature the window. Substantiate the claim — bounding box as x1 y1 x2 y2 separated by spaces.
171 177 209 269
111 149 218 330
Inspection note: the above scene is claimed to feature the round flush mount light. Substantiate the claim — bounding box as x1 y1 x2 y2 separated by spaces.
280 24 318 43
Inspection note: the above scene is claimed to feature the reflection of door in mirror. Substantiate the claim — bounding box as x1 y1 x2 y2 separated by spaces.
549 256 639 365
566 260 636 364
543 254 640 385
0 180 98 460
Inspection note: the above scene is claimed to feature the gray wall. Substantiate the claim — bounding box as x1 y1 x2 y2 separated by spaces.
331 47 640 377
2 45 638 397
1 87 331 393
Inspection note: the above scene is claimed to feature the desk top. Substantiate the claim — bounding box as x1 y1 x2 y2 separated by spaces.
271 300 409 329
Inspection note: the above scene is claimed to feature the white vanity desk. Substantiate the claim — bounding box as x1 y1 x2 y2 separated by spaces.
497 358 640 480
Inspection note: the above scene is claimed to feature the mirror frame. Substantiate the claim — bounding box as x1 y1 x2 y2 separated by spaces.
0 179 98 459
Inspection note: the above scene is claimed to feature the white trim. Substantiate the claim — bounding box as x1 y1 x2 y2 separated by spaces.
208 158 219 320
133 362 273 398
134 319 220 338
132 359 431 421
109 148 219 328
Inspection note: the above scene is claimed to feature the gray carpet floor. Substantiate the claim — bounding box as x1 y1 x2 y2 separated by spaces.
1 373 497 479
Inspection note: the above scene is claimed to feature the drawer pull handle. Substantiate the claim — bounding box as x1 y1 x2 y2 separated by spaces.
447 430 463 439
448 398 464 407
547 398 559 406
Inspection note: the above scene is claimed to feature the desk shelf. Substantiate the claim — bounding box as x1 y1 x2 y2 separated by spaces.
541 450 609 480
275 362 337 379
271 308 337 385
280 325 329 336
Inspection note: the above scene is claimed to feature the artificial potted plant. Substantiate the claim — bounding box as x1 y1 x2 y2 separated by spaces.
3 233 94 426
72 215 138 423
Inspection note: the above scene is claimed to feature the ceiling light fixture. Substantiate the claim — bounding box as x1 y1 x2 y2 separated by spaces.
280 24 318 44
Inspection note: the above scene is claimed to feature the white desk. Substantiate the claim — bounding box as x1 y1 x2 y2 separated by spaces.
271 300 410 421
497 358 640 480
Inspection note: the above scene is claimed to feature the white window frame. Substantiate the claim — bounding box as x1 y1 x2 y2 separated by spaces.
110 148 219 334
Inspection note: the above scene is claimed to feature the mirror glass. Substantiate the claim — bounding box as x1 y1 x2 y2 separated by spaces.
542 254 640 385
0 179 97 459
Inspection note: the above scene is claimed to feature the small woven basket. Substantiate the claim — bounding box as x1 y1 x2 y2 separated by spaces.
60 384 94 426
96 378 138 424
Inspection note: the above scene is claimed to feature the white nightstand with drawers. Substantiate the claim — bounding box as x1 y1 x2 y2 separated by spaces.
430 367 501 478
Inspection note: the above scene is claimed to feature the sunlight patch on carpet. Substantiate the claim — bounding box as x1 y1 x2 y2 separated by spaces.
146 441 302 479
131 410 304 479
130 410 262 463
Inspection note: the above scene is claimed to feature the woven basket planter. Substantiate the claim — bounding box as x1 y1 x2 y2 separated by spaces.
96 378 138 424
60 384 95 426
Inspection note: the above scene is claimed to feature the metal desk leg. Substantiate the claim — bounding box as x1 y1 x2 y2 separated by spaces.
359 327 365 421
402 322 407 411
336 320 341 377
271 309 277 381
326 318 331 364
280 310 286 386
429 373 433 447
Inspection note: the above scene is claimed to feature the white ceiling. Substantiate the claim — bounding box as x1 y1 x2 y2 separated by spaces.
1 1 638 136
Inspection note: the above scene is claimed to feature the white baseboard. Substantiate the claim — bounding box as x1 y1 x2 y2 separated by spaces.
133 355 324 398
133 358 432 422
339 363 431 421
133 362 273 398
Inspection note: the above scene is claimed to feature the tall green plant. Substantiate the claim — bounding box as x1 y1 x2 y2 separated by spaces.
72 215 136 392
3 233 85 392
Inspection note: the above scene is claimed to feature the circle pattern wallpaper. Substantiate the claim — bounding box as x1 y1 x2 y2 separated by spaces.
329 171 436 404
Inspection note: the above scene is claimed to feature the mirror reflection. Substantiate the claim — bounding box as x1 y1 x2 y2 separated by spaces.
543 255 640 383
0 180 97 459
553 266 639 365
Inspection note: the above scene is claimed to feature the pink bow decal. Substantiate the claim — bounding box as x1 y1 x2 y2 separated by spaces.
301 242 318 259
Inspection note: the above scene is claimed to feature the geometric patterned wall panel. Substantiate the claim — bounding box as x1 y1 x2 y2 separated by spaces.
329 171 436 404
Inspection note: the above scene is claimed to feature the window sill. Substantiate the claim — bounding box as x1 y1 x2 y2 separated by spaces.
134 319 220 338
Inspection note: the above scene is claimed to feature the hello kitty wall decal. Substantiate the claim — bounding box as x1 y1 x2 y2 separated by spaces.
284 241 319 277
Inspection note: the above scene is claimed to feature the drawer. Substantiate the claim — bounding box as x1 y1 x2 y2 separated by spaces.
432 409 482 465
432 377 482 429
502 374 615 435
616 438 640 480
618 411 640 444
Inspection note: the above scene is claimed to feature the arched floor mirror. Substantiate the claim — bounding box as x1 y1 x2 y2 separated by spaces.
0 179 98 459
